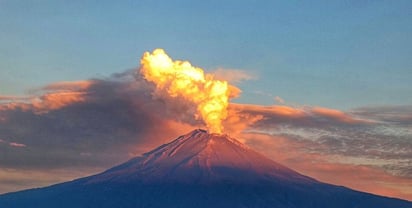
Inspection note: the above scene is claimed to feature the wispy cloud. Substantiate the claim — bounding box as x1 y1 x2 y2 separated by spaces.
0 138 27 148
240 132 412 200
8 142 26 148
0 80 93 114
41 80 95 92
0 95 32 103
225 103 368 133
310 107 365 124
274 96 285 104
351 105 412 126
211 68 257 84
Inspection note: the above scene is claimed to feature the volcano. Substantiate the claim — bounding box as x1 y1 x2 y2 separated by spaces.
0 129 411 208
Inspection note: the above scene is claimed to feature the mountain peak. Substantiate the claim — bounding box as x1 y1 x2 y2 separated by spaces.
88 129 315 184
165 128 249 150
178 128 230 139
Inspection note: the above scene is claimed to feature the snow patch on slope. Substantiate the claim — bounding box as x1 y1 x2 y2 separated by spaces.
87 129 316 184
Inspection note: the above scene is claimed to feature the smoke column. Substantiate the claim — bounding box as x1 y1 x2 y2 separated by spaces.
140 49 234 133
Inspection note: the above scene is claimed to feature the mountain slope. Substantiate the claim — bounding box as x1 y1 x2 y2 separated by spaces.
0 129 411 208
89 129 315 184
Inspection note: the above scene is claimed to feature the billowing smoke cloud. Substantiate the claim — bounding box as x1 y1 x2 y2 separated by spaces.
0 72 198 193
139 49 240 133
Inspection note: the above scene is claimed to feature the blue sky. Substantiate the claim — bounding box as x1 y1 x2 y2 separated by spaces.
1 0 411 109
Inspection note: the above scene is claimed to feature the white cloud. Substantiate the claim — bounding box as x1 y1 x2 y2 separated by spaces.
211 68 256 84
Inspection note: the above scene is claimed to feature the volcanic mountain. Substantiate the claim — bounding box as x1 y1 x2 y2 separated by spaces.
0 129 411 208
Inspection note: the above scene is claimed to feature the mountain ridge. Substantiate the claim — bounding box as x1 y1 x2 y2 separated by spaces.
87 129 316 185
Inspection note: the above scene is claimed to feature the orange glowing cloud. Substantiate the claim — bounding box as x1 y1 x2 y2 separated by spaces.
224 104 307 134
231 103 306 117
0 102 31 112
42 80 95 92
311 107 362 124
223 103 369 133
0 80 94 113
31 92 87 113
140 49 239 133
